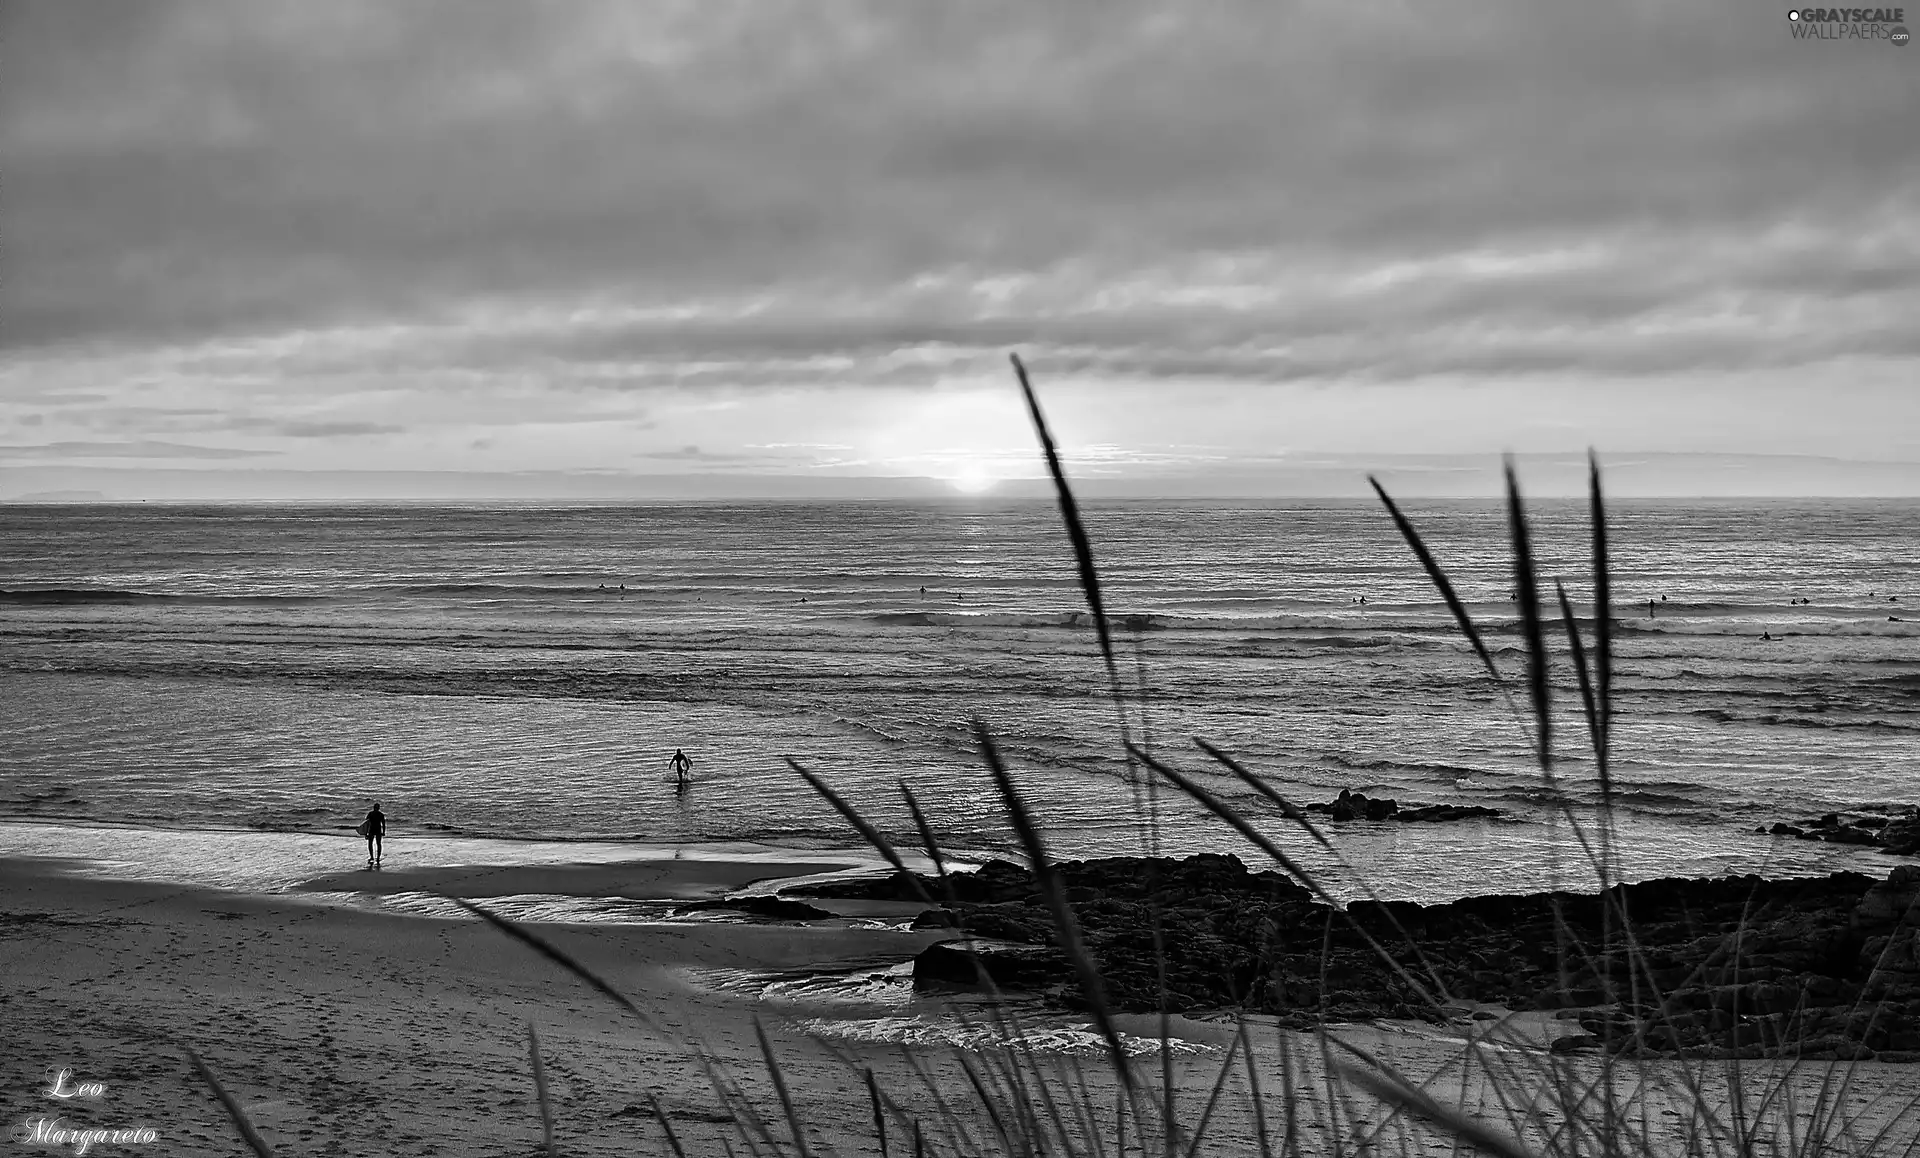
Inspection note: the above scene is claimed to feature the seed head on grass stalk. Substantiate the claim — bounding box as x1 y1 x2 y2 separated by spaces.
1009 352 1121 712
1010 352 1158 850
1501 456 1554 778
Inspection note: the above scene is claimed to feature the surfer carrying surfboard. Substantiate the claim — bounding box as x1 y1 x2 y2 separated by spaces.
669 748 694 786
358 802 385 866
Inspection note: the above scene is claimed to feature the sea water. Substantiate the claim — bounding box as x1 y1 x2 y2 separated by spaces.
2 498 1915 902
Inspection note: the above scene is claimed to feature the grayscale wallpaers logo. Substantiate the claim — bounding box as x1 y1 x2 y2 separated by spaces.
1787 7 1910 41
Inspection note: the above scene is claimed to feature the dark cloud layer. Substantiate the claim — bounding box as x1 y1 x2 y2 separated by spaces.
6 2 1916 360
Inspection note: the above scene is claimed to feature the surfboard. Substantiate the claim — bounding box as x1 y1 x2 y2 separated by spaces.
355 820 371 837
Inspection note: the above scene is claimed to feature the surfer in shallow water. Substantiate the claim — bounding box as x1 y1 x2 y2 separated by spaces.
669 748 694 787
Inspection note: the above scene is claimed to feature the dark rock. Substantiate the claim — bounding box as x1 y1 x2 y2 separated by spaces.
676 895 834 921
910 908 959 929
1307 789 1400 821
785 858 1034 903
1885 819 1920 856
1827 827 1882 847
1760 806 1920 857
913 938 1072 990
1398 804 1503 823
1305 789 1500 824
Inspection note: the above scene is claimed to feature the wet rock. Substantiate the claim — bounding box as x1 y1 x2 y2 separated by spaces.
914 938 1072 991
1303 789 1499 823
1397 804 1503 823
1764 806 1920 856
786 858 1033 903
677 896 835 921
910 907 959 929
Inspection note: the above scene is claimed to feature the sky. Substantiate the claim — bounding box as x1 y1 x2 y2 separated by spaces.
3 0 1918 500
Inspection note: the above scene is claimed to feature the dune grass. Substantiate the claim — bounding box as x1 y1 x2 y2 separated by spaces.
188 356 1920 1156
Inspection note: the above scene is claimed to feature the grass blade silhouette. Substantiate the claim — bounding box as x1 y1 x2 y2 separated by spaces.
1369 475 1505 690
647 1093 690 1158
1503 457 1552 774
1556 579 1600 778
1589 450 1613 764
446 898 664 1033
1180 1019 1244 1158
864 1068 889 1158
1193 738 1333 851
901 782 959 904
1334 1054 1544 1158
1011 352 1119 694
753 1018 813 1158
528 1023 555 1156
1127 741 1451 1012
183 1044 276 1157
787 757 916 884
974 717 1134 1085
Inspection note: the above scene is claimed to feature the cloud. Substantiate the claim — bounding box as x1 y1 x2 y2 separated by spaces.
0 440 274 460
634 443 820 468
273 420 404 438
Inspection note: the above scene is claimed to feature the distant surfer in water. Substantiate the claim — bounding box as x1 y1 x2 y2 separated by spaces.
669 748 694 786
360 802 385 867
1648 600 1656 619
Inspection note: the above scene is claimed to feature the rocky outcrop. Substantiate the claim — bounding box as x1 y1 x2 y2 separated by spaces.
813 854 1920 1060
1304 789 1501 823
1760 805 1920 856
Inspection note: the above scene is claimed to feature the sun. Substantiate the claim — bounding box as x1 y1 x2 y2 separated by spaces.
947 463 998 495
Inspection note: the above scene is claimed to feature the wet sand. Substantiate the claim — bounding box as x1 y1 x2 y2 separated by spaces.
292 856 865 899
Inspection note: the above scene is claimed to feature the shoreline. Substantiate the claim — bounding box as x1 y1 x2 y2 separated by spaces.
0 818 957 907
5 814 1908 909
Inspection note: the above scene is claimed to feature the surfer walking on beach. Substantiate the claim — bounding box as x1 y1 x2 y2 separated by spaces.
669 748 694 787
360 802 385 867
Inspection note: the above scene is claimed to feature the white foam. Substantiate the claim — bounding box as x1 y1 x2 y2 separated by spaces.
795 1015 1218 1056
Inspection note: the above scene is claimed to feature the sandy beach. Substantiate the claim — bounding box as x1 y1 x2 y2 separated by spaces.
8 847 1920 1158
3 850 971 1157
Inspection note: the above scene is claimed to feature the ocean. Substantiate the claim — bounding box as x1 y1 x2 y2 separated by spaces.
2 497 1916 904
